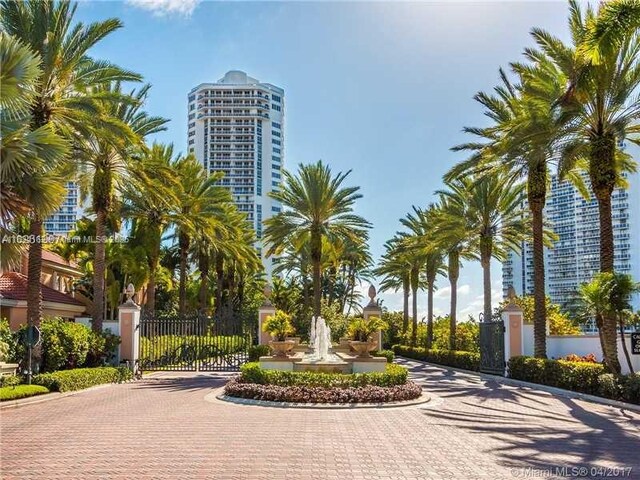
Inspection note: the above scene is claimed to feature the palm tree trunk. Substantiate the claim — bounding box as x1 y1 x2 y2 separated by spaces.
311 230 322 317
529 164 547 359
215 255 224 317
178 231 189 317
448 250 459 350
198 253 210 315
590 134 620 373
402 276 410 334
411 284 418 347
92 209 107 332
619 318 634 374
26 216 43 328
480 238 492 322
426 279 434 350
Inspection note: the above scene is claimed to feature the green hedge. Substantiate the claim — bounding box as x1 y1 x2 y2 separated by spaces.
139 335 247 366
372 350 395 363
393 345 480 371
507 356 640 404
0 385 49 401
33 366 132 393
239 362 408 388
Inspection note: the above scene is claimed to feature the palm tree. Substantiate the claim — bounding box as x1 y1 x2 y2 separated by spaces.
375 239 412 335
121 143 179 316
79 83 168 330
431 189 476 350
0 33 69 272
531 1 640 372
172 155 232 317
578 273 640 374
442 174 529 322
447 60 572 358
264 161 371 317
399 206 446 349
2 0 142 331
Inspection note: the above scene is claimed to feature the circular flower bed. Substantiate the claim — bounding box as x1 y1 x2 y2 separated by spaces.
224 378 422 403
223 362 423 404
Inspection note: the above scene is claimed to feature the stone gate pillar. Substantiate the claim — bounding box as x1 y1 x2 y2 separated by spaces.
118 283 141 373
502 288 524 364
258 284 276 345
362 285 383 352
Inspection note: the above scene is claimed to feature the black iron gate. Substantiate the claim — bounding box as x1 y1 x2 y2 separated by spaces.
138 314 254 372
479 320 505 375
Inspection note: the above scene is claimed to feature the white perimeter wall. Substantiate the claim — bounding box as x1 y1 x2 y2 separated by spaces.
521 324 639 374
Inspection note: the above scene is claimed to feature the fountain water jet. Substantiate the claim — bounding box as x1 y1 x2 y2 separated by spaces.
309 316 332 361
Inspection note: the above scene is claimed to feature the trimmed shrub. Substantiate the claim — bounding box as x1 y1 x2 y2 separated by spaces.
0 375 22 387
225 378 422 404
507 356 605 395
248 345 271 362
508 356 639 405
40 318 91 371
0 385 49 401
33 366 132 393
85 329 121 367
372 350 395 363
239 362 408 388
393 345 480 371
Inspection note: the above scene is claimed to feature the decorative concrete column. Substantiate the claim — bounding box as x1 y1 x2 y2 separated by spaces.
258 284 276 345
502 287 524 363
118 283 141 373
362 285 383 352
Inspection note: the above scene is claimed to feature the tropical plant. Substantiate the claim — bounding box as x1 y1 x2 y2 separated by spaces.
577 273 640 373
1 0 142 331
264 161 371 317
262 310 295 341
347 316 387 342
535 1 640 372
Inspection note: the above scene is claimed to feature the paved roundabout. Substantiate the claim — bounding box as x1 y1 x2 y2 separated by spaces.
2 359 639 479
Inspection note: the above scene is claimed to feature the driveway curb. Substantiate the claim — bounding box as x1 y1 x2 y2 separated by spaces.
0 382 127 410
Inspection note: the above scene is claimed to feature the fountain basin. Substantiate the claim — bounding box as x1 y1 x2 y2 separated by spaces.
258 347 386 374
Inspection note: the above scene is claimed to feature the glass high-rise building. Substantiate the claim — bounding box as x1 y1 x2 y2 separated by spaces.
502 170 640 313
43 182 83 236
187 71 284 275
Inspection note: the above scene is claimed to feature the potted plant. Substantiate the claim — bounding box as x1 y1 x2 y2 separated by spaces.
262 310 296 357
347 316 387 358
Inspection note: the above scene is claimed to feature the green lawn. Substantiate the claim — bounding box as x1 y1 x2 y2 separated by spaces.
0 385 50 402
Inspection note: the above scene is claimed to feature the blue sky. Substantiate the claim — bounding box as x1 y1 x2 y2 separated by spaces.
76 0 572 319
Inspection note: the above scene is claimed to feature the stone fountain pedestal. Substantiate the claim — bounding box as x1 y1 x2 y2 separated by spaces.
258 346 386 374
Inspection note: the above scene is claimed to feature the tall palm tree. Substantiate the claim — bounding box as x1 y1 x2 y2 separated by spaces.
375 239 412 335
172 155 232 317
440 174 529 322
448 62 571 358
531 1 640 372
264 161 371 317
121 143 179 316
79 83 168 330
2 0 142 331
400 206 446 349
432 190 476 350
0 33 69 271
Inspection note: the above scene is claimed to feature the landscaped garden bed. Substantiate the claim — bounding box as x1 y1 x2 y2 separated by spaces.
0 384 50 402
508 356 640 405
33 366 133 393
393 345 480 371
224 362 422 404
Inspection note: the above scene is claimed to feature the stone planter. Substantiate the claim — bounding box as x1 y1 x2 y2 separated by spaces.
285 337 301 345
348 341 376 358
269 340 296 357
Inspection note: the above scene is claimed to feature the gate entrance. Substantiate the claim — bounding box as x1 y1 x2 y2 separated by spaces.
479 320 505 375
138 314 253 372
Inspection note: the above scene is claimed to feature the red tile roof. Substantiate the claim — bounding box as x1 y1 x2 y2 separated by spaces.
0 272 85 306
42 250 80 270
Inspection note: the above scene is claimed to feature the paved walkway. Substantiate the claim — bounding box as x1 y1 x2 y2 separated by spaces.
1 359 639 480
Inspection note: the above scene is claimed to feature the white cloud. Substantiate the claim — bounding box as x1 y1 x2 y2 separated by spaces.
433 284 470 299
126 0 199 17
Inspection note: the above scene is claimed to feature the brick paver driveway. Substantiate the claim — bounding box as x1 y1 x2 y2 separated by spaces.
2 359 639 480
